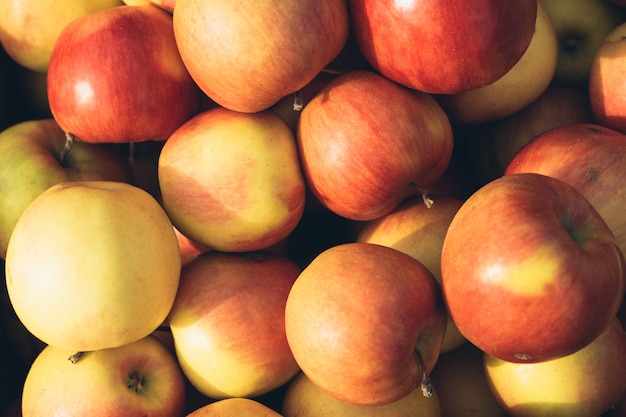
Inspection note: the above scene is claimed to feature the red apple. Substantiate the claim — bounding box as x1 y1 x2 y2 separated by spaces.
484 317 626 417
505 123 626 265
347 0 537 94
0 118 133 259
158 106 306 253
441 173 625 363
47 4 201 144
172 0 349 113
285 242 447 406
21 335 186 417
589 21 626 135
168 251 301 399
297 70 454 221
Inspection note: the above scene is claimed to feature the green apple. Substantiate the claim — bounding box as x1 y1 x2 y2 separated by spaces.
21 335 186 417
5 180 181 352
0 0 124 72
539 0 626 90
0 118 133 259
484 317 626 417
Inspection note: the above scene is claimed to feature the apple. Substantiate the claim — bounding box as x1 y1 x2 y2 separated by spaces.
539 0 626 90
172 0 349 113
429 343 509 417
589 21 626 135
467 86 594 184
484 317 626 417
356 195 468 353
347 0 537 94
0 118 133 259
5 180 181 352
186 398 282 417
285 242 447 406
21 335 186 417
47 4 201 144
158 106 306 253
0 0 124 72
441 172 625 363
282 370 442 417
505 123 626 266
168 251 301 399
435 2 558 124
296 70 454 221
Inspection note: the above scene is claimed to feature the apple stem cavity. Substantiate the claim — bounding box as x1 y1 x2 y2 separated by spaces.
293 90 303 111
414 347 434 398
68 351 86 364
126 370 145 393
61 132 75 166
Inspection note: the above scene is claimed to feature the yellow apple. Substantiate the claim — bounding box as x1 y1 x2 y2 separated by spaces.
436 2 558 124
484 317 626 417
356 195 467 353
21 335 186 417
430 343 509 417
282 371 442 417
0 0 124 72
187 398 282 417
5 180 181 352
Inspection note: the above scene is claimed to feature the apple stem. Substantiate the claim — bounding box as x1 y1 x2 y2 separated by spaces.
68 351 85 364
293 91 304 111
414 347 434 398
421 192 434 209
61 133 75 166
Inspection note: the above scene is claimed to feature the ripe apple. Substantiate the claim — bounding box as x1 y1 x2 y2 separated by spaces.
0 119 134 259
297 70 454 221
435 2 558 124
505 123 626 265
168 251 301 399
430 343 509 417
347 0 537 94
21 335 186 417
467 86 594 183
47 4 201 144
484 317 626 417
186 398 282 417
282 370 442 417
539 0 626 90
441 172 625 363
5 180 181 352
285 242 447 406
172 0 349 113
158 106 306 253
356 195 467 353
589 21 626 135
0 0 123 72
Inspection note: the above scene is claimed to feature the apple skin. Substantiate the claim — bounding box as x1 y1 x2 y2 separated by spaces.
0 0 124 72
347 0 537 94
0 118 134 259
186 398 282 417
297 70 454 221
282 370 442 417
5 181 181 352
168 251 301 399
285 242 447 407
158 106 306 253
467 86 594 184
47 4 201 144
356 195 467 353
505 123 626 266
441 172 625 363
589 22 626 135
484 317 626 417
435 2 558 124
172 0 349 113
21 335 186 417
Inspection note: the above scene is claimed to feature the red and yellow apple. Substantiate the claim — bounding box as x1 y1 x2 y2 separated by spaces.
5 181 181 352
441 173 625 363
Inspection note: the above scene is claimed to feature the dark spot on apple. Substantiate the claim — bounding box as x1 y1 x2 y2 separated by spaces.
586 167 600 181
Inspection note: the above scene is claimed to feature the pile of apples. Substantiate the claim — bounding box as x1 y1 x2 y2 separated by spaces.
2 0 626 416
